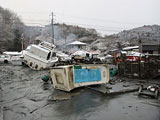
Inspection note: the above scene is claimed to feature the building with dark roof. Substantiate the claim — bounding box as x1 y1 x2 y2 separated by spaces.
139 43 160 54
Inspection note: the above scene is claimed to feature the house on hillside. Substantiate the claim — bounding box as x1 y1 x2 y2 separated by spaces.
66 41 88 53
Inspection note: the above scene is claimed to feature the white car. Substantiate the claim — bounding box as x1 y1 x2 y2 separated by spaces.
56 52 71 62
0 55 11 63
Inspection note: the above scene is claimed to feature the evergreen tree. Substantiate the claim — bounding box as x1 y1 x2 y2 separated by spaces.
12 29 22 51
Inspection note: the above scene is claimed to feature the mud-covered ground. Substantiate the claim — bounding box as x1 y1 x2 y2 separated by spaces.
0 64 160 120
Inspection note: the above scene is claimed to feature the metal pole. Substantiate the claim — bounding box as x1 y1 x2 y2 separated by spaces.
21 34 24 55
138 56 141 78
51 12 54 44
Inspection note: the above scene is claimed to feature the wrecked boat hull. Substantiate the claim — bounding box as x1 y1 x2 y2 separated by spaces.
23 42 58 70
24 53 58 70
50 64 110 91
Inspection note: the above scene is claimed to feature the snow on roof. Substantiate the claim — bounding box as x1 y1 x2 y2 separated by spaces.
3 52 22 55
68 41 87 45
123 46 139 51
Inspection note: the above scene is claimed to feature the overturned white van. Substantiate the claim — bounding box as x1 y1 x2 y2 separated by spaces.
23 41 58 70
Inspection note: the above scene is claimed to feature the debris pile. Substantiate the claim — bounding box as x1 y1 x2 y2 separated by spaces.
118 54 160 78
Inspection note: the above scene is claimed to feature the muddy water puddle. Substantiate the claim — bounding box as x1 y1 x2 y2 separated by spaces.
0 64 160 120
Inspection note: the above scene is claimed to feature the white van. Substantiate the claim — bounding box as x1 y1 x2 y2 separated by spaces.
3 51 23 64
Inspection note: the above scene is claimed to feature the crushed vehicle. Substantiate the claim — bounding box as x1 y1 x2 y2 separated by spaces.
71 50 89 63
88 52 102 64
56 51 72 64
71 50 102 64
99 54 114 63
138 85 159 99
23 41 58 70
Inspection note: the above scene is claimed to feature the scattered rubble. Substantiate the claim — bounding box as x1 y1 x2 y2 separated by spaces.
138 85 159 99
0 64 160 120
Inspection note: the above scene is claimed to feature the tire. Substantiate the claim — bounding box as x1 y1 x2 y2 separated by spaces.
4 60 8 64
22 61 25 66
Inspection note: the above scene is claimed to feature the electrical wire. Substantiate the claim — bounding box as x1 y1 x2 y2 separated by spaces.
16 11 145 25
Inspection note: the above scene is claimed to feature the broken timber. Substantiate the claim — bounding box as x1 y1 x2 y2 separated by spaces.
87 84 139 95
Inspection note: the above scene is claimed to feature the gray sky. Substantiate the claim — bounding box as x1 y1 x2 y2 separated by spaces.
0 0 160 35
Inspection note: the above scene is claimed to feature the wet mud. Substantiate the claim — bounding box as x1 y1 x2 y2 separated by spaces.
0 64 160 120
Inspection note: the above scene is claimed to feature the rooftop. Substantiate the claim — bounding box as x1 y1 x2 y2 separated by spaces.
123 46 139 51
68 41 87 45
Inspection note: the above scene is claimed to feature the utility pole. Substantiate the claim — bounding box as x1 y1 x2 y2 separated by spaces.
51 12 54 44
138 33 142 53
21 33 24 55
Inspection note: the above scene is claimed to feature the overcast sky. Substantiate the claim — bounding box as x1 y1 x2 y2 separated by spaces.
0 0 159 35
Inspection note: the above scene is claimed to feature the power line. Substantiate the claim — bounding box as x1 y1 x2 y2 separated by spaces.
21 18 49 22
55 12 142 25
0 13 144 31
0 16 133 33
16 11 146 25
21 19 130 30
7 17 127 31
0 21 127 32
57 21 130 30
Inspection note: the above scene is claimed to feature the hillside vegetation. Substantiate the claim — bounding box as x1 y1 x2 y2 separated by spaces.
90 25 160 54
0 6 160 54
0 6 25 52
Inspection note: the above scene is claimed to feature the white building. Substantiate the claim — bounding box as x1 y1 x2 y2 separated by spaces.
66 41 87 53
